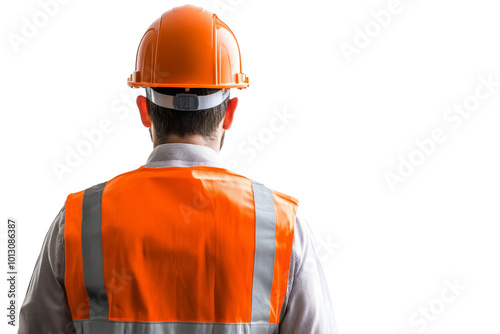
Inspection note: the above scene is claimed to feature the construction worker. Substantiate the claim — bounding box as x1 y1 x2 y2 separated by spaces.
18 5 338 334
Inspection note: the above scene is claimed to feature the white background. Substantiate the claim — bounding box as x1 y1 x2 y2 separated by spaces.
1 0 500 333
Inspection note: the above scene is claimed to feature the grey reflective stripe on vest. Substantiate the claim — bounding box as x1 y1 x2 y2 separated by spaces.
77 180 278 332
73 319 279 334
81 182 108 319
250 181 276 323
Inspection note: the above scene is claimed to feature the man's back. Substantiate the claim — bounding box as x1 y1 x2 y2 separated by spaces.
19 143 338 333
65 160 297 331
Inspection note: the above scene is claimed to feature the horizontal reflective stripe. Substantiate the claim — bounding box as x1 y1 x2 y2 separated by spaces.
73 319 279 334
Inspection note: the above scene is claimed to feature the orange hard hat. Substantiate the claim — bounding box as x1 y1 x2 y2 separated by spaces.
128 5 249 90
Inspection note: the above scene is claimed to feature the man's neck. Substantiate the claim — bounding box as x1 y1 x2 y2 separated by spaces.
154 134 221 154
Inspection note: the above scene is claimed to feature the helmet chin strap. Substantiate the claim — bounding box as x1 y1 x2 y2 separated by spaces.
145 88 230 111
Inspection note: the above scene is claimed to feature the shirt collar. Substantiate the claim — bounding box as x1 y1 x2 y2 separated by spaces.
145 143 222 168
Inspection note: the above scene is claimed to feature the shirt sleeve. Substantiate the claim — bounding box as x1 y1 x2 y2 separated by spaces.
279 215 339 334
18 205 76 334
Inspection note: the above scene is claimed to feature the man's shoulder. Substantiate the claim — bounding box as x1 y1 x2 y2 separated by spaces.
65 166 300 211
66 166 145 197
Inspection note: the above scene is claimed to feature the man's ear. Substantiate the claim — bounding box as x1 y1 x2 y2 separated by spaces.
223 97 238 130
137 95 151 128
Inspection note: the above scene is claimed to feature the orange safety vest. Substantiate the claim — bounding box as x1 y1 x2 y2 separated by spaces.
64 166 298 333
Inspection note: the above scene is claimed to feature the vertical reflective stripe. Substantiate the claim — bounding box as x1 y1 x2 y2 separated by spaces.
81 182 108 319
251 181 276 323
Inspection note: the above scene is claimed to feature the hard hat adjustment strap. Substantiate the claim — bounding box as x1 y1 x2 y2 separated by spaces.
145 88 230 111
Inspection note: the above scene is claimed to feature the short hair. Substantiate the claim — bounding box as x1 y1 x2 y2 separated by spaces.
146 87 229 144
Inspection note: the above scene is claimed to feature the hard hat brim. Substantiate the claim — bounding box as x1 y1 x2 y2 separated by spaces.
127 81 249 89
